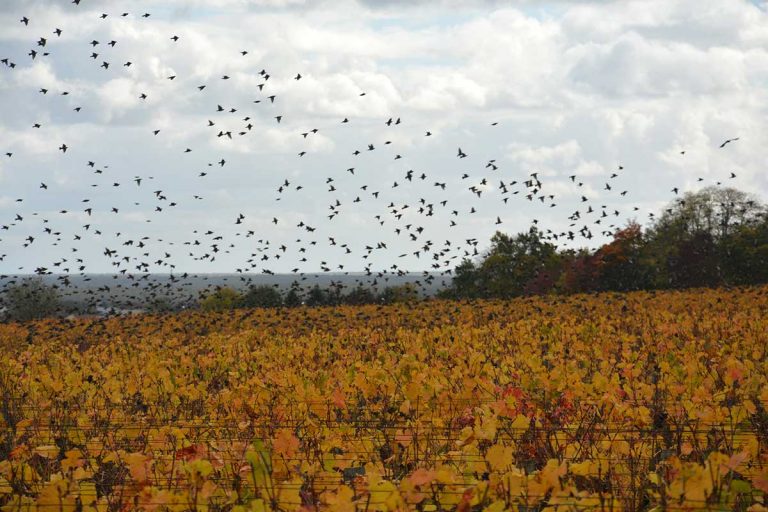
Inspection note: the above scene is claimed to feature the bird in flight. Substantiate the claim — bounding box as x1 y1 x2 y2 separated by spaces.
0 0 752 305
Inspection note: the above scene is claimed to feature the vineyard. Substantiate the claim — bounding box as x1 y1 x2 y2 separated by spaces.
0 286 767 512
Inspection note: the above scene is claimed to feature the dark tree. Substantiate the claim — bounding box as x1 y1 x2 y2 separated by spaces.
344 286 376 305
284 287 303 307
305 285 328 307
2 278 61 322
442 187 768 299
239 285 283 308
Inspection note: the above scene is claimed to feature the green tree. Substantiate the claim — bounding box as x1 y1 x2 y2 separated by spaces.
440 259 481 299
667 231 721 288
719 217 768 285
284 287 302 307
476 227 561 297
146 296 176 314
646 187 765 287
199 287 241 311
2 278 61 322
381 283 420 304
326 284 344 306
652 187 762 240
305 285 327 307
344 286 376 305
239 285 283 308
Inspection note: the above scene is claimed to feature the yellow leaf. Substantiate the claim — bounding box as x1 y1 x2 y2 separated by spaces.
570 460 596 477
332 387 347 409
247 498 268 512
0 477 12 495
78 482 97 506
511 415 530 431
434 467 457 484
326 484 356 512
33 445 59 459
483 500 506 512
37 479 77 512
486 444 514 472
61 449 84 473
273 429 300 459
72 467 92 481
125 452 152 483
185 459 214 478
408 468 436 487
753 467 768 493
369 480 400 511
276 478 302 509
540 459 566 492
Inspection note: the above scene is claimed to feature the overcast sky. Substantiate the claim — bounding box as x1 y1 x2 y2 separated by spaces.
0 0 766 276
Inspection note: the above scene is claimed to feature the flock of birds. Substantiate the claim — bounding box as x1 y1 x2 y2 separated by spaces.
0 2 746 310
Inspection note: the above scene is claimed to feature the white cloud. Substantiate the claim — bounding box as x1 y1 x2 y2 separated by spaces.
506 140 606 179
0 0 765 274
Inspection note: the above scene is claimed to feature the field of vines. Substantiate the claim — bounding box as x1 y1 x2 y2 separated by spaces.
1 286 767 512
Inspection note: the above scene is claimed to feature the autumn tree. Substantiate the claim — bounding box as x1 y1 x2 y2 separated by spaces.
199 287 241 311
593 221 653 291
558 249 601 294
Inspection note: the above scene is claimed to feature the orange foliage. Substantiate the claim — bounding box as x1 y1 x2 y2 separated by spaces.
0 286 766 511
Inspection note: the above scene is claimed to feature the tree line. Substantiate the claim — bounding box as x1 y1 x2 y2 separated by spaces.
0 279 424 321
198 282 421 311
2 186 767 321
440 186 768 298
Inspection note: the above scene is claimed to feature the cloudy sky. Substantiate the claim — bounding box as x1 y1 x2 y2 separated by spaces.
0 0 766 275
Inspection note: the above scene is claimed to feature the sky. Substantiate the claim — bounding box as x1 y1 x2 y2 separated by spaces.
0 0 766 276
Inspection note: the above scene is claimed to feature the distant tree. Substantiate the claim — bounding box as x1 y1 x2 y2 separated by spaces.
344 286 376 305
239 285 283 308
305 285 327 307
284 287 302 307
440 259 481 299
440 188 767 299
146 297 176 314
381 283 420 304
326 284 344 306
2 278 61 322
58 299 97 317
199 287 241 311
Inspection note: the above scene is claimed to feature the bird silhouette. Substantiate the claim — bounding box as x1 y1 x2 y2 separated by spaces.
0 0 753 308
